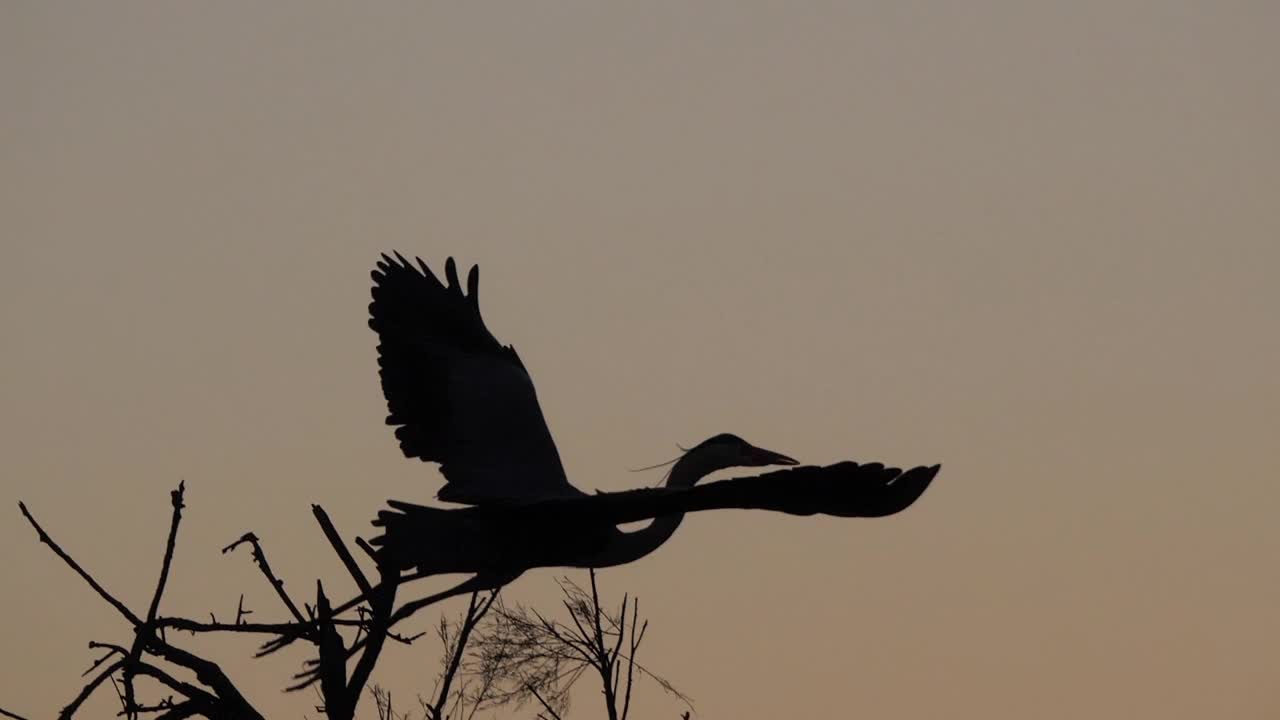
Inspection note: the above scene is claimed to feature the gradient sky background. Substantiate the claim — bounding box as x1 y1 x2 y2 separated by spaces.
3 2 1278 718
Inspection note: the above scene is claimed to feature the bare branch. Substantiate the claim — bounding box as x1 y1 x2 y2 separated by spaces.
525 684 565 720
426 589 500 720
608 593 629 663
129 661 219 710
529 607 595 665
313 581 349 718
144 639 264 719
620 602 642 720
144 482 186 623
125 481 188 718
222 531 307 625
344 566 399 714
59 658 125 720
313 505 373 599
18 501 141 627
386 629 426 645
158 616 355 636
82 642 127 677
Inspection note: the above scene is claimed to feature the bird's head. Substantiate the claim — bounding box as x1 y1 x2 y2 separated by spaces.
697 433 799 468
663 433 798 488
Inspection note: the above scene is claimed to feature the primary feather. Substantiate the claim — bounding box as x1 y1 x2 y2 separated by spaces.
369 253 582 504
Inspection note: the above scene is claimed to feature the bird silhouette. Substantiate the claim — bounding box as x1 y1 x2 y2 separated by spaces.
362 253 938 602
256 253 939 673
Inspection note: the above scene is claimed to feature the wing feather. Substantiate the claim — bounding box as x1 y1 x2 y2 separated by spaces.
369 253 581 504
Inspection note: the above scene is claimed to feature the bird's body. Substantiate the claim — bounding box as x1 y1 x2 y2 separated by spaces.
371 431 797 576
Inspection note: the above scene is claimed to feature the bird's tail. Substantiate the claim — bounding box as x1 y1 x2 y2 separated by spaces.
368 499 454 573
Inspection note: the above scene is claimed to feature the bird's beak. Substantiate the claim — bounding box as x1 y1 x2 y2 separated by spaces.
751 446 800 467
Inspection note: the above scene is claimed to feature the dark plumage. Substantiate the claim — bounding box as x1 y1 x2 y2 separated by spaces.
369 253 578 504
364 253 938 584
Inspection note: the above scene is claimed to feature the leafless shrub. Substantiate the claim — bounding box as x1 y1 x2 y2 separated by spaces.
463 570 692 720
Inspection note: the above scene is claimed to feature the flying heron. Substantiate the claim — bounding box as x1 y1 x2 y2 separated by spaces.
363 253 938 600
257 253 938 669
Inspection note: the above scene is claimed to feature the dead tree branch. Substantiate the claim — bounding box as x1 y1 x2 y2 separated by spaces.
17 484 696 720
220 532 307 626
18 501 141 626
123 481 187 718
20 485 266 719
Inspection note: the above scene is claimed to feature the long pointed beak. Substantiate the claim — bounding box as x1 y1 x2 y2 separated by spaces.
753 447 800 466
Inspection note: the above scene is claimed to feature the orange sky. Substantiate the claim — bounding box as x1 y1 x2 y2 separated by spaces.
3 2 1278 718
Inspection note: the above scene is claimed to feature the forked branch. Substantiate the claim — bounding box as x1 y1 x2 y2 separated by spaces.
15 484 414 720
19 484 264 720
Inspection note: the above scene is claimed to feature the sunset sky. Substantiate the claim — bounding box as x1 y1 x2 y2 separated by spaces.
3 2 1278 718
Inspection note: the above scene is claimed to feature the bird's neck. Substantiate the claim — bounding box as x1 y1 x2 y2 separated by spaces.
599 450 730 567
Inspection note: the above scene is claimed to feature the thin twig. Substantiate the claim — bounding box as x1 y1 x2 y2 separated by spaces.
221 531 307 625
609 593 629 664
588 570 620 720
158 616 339 636
81 642 127 678
18 502 141 626
145 482 186 622
427 589 499 720
620 601 642 720
235 593 252 625
386 629 425 645
531 607 597 665
125 481 187 719
525 684 564 720
59 659 125 720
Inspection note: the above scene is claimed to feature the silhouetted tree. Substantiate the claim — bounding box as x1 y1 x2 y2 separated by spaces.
14 470 920 719
14 483 411 720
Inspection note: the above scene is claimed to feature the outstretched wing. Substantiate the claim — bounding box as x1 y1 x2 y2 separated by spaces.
369 253 581 504
369 461 940 573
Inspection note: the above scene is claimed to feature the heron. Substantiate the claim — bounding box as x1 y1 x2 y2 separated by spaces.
257 253 937 669
362 253 938 602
